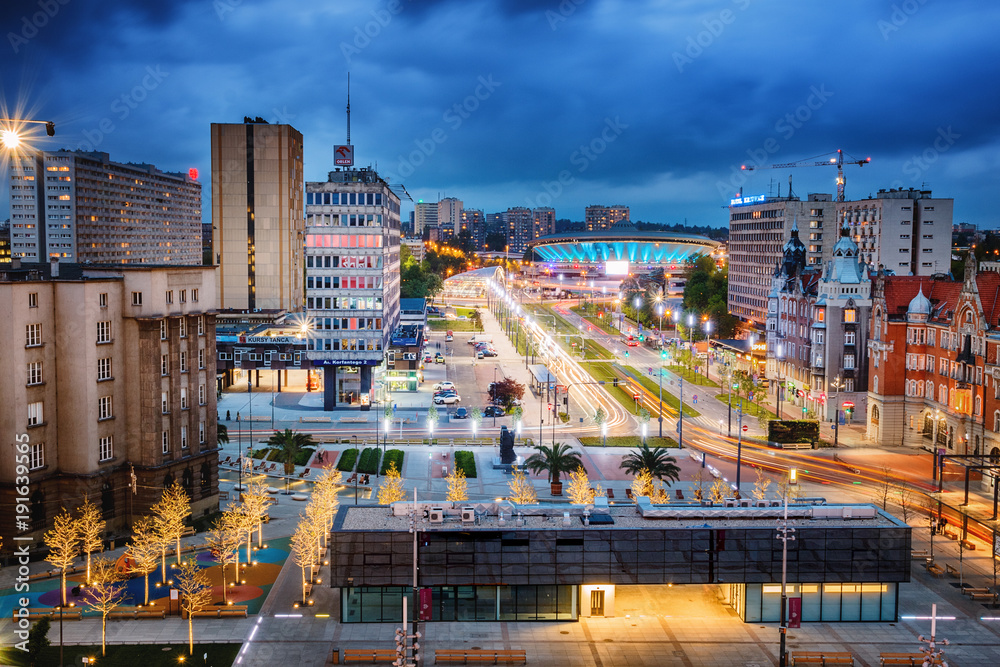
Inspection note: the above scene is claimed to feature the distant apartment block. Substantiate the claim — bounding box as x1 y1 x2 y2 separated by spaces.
461 208 486 250
585 204 629 231
438 197 463 236
211 120 304 312
414 201 438 238
7 150 202 264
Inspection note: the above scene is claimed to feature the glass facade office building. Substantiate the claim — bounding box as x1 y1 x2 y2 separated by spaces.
330 504 911 624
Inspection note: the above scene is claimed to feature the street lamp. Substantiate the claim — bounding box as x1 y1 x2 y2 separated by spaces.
0 118 56 150
830 375 845 447
703 319 712 380
776 490 796 667
777 344 785 420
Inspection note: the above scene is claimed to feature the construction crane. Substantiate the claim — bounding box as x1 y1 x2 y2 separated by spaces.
741 149 870 202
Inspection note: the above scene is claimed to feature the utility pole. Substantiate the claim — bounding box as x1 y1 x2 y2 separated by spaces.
776 494 796 667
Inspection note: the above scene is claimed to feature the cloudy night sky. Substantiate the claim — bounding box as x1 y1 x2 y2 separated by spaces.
2 0 998 228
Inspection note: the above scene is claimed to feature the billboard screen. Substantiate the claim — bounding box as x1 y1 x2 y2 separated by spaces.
605 260 629 276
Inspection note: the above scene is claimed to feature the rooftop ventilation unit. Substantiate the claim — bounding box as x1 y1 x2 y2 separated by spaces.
429 507 444 523
461 507 475 523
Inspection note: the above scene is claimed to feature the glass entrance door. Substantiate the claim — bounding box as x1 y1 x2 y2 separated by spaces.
590 590 605 617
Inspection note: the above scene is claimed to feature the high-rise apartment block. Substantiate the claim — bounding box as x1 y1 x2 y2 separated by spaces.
461 208 486 250
839 188 952 276
7 150 202 264
437 197 463 236
585 204 629 231
414 201 438 238
304 167 401 410
0 260 219 536
211 120 304 312
504 207 556 253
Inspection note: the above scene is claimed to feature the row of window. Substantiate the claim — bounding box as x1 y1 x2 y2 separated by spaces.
135 288 199 306
307 338 384 352
161 385 208 412
306 254 383 269
306 276 384 290
306 191 384 206
161 350 207 374
306 296 384 311
24 316 206 348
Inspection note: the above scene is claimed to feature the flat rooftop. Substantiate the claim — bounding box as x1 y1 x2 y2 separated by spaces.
337 501 906 533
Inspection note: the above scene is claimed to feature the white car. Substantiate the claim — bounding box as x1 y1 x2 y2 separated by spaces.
433 393 461 405
433 381 456 392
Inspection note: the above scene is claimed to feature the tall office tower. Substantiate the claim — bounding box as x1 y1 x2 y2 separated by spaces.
532 207 556 240
0 260 219 536
585 204 630 231
438 197 463 236
304 167 401 410
837 188 952 276
727 193 837 327
211 120 304 311
461 209 486 251
7 150 202 264
414 201 438 238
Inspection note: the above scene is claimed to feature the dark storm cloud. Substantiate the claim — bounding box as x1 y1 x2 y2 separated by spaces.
2 0 999 227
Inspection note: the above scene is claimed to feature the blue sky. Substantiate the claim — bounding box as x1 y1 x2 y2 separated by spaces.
2 0 998 228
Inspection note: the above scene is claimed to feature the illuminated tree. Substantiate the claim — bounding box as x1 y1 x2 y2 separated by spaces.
175 559 213 656
291 519 320 603
567 466 595 505
85 557 127 657
446 466 469 502
751 467 772 501
630 469 669 503
43 508 79 607
507 469 537 505
76 495 105 584
311 467 342 546
152 481 191 565
691 468 708 502
126 516 161 606
204 513 240 605
377 461 407 505
709 478 729 504
240 479 271 549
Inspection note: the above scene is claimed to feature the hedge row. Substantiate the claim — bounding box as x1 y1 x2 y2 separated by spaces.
454 450 477 478
356 447 382 475
381 449 405 475
337 448 359 472
578 436 678 448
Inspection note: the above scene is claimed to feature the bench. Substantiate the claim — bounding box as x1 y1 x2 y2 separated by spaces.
879 654 925 666
943 529 958 540
343 649 398 663
970 592 997 602
241 415 270 422
186 604 248 618
963 587 990 595
340 417 369 424
300 416 333 423
435 649 527 664
181 526 196 538
11 607 83 621
108 606 166 619
910 550 929 559
926 564 944 578
789 652 854 666
962 539 976 551
945 563 959 577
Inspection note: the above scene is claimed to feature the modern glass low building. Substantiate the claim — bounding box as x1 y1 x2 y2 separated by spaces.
330 500 910 624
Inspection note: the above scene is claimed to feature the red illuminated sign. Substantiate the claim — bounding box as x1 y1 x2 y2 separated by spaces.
188 168 199 180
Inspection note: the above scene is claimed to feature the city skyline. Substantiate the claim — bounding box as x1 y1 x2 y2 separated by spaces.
1 0 999 229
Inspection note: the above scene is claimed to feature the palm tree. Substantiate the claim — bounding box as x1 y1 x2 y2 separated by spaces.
267 429 316 476
524 442 583 496
217 423 229 444
619 442 680 485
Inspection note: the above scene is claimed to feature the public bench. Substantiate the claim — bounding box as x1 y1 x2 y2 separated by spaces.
962 539 976 550
435 649 527 664
879 654 925 666
789 651 854 666
943 529 958 540
945 563 959 577
340 416 369 424
926 564 945 578
970 591 997 602
300 416 333 423
181 526 196 538
108 606 166 619
185 604 249 618
11 607 82 621
343 649 398 663
910 550 929 559
241 415 270 422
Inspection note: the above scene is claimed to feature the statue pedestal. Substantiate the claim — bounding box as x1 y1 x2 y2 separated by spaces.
491 457 524 473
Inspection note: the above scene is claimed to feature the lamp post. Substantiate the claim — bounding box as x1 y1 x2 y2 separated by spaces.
830 375 845 448
703 319 712 380
658 348 667 437
776 491 796 667
0 118 56 149
735 401 744 492
777 344 784 420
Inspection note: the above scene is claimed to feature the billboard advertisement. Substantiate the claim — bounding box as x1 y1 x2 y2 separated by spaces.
605 260 629 276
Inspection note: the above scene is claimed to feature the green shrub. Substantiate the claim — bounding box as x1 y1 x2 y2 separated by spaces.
454 450 477 478
578 436 679 448
249 448 268 459
381 449 405 475
293 447 315 466
356 447 382 475
767 420 819 444
337 448 359 472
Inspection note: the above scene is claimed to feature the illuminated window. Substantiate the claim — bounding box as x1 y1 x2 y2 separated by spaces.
844 309 856 323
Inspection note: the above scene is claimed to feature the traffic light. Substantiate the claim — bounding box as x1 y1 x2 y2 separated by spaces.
638 334 644 341
613 378 619 387
624 350 629 357
660 350 667 359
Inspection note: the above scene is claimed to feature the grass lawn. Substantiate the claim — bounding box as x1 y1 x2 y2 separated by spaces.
1 643 242 667
428 320 478 332
625 366 700 418
570 306 619 336
579 435 679 448
455 307 477 317
667 365 720 387
713 392 777 420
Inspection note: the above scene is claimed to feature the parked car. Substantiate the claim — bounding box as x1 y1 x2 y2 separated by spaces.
434 389 458 397
433 381 456 392
476 351 485 359
423 353 434 363
433 393 461 405
445 334 454 342
483 405 505 417
454 407 469 419
481 348 498 357
435 353 445 364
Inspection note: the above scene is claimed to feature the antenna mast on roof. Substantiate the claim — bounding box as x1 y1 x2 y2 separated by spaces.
346 72 351 145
